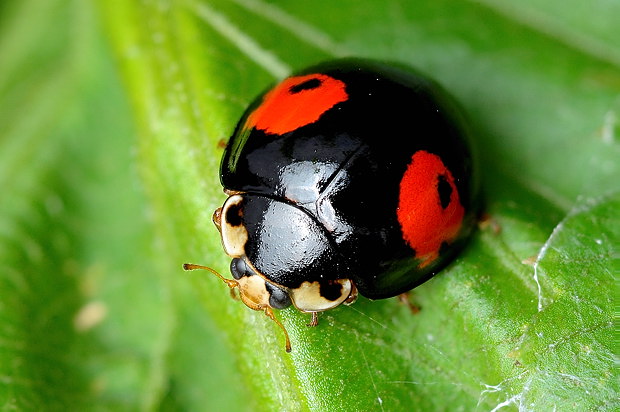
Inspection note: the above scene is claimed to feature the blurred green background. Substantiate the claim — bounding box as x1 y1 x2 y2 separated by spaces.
1 0 618 410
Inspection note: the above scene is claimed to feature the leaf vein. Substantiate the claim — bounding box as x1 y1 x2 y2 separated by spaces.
469 0 620 68
230 0 349 57
192 2 290 79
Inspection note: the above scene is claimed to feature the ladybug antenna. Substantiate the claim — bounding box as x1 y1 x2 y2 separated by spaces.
183 262 238 289
182 263 292 353
262 306 292 352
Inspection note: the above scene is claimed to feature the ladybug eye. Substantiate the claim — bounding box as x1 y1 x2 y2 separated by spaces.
266 282 292 309
230 258 252 280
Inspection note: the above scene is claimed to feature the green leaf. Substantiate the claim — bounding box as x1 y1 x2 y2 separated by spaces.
2 0 618 410
510 194 618 409
1 0 247 410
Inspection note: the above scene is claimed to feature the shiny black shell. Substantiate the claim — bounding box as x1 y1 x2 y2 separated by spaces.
220 59 478 299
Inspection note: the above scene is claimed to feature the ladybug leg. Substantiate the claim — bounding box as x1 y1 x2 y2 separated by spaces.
307 311 319 327
398 292 420 314
478 213 501 235
344 282 358 305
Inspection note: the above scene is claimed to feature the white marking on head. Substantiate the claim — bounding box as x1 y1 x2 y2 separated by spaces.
236 272 271 310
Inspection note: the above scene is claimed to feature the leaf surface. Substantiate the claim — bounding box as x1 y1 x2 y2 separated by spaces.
1 0 617 410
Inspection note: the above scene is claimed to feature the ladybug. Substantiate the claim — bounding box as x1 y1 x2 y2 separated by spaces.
185 59 479 352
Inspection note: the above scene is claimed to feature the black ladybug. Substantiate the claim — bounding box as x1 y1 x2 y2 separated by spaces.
185 59 479 352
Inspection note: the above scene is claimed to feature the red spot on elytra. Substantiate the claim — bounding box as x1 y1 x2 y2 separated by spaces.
397 151 465 267
244 74 348 135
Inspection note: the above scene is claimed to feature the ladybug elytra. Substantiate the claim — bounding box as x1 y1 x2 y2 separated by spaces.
185 59 479 352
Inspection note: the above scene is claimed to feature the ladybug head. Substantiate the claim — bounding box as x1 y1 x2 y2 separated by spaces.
186 193 357 351
200 193 355 348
